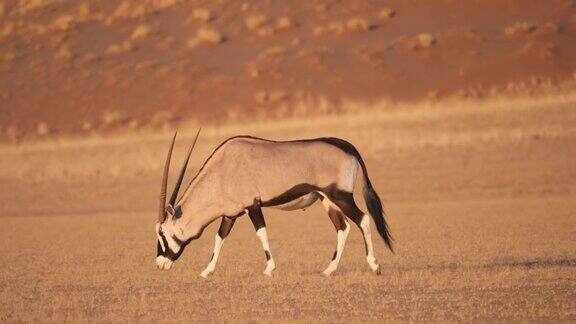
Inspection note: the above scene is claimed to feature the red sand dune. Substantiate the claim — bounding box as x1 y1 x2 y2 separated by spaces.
1 0 576 140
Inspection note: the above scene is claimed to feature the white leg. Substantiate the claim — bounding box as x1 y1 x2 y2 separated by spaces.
200 234 225 278
320 193 352 276
256 227 276 276
323 220 350 276
360 215 381 274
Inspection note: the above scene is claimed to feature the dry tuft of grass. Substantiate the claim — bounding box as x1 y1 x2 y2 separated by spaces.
50 15 75 32
379 8 396 21
54 45 74 61
314 19 375 36
187 27 225 48
259 46 286 59
414 33 436 49
192 9 215 23
131 24 152 40
346 18 374 32
276 17 294 30
106 41 136 55
254 90 287 105
79 53 101 65
101 111 129 126
78 2 90 20
36 122 50 136
0 21 15 39
504 22 537 37
246 14 269 30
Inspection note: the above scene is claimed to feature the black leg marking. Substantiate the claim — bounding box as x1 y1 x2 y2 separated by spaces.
265 250 271 261
218 217 236 239
327 208 347 232
248 200 266 231
332 251 337 261
210 252 214 261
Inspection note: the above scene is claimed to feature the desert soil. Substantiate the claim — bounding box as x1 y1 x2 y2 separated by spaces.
1 92 575 322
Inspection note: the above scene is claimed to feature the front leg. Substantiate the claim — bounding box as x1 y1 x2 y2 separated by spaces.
200 216 236 278
248 201 276 276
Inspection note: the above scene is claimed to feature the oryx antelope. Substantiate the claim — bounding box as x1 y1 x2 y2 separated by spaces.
156 131 393 277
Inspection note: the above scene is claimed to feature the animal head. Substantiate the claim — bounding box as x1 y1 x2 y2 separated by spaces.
156 130 200 270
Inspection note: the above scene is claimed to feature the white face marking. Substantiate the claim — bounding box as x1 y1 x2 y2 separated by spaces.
157 223 181 254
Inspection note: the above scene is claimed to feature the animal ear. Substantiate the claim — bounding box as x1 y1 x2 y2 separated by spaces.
165 205 176 216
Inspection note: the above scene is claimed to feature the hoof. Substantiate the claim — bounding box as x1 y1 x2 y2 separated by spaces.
374 265 381 275
322 269 334 277
200 270 213 278
263 267 275 277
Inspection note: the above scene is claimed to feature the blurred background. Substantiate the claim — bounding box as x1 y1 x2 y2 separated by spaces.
1 0 575 141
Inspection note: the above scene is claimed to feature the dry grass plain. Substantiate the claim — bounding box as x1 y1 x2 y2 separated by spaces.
1 93 576 321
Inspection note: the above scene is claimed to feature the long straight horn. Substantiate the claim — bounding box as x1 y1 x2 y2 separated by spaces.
159 132 177 223
168 128 201 206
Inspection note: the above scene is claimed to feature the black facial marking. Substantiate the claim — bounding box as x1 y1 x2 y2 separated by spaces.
156 229 187 262
173 205 183 219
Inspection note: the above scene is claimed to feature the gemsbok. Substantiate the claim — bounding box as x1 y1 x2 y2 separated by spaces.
155 130 393 277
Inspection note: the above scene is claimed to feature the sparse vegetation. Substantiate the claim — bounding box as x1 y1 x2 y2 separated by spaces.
314 19 375 36
192 9 214 23
379 8 396 21
101 110 129 126
346 18 374 32
254 90 287 105
78 2 90 20
246 14 269 30
414 33 436 49
36 122 50 136
54 45 74 61
105 41 136 55
131 24 152 40
187 27 225 48
504 21 537 36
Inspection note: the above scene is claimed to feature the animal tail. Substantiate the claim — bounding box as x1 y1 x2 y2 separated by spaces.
321 138 394 253
358 156 394 253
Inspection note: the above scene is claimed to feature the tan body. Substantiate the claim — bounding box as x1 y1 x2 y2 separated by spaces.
177 137 358 238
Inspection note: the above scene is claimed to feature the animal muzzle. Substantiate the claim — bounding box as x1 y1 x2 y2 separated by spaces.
156 255 173 270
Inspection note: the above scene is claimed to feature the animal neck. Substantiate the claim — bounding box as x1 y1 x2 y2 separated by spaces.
176 176 224 240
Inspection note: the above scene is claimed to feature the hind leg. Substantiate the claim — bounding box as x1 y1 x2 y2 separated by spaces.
248 202 276 276
320 194 351 276
331 191 381 275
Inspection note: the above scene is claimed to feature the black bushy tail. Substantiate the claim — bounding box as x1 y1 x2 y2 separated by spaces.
320 137 394 253
361 170 394 253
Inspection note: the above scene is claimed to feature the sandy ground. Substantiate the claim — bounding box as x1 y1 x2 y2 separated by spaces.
1 92 575 321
